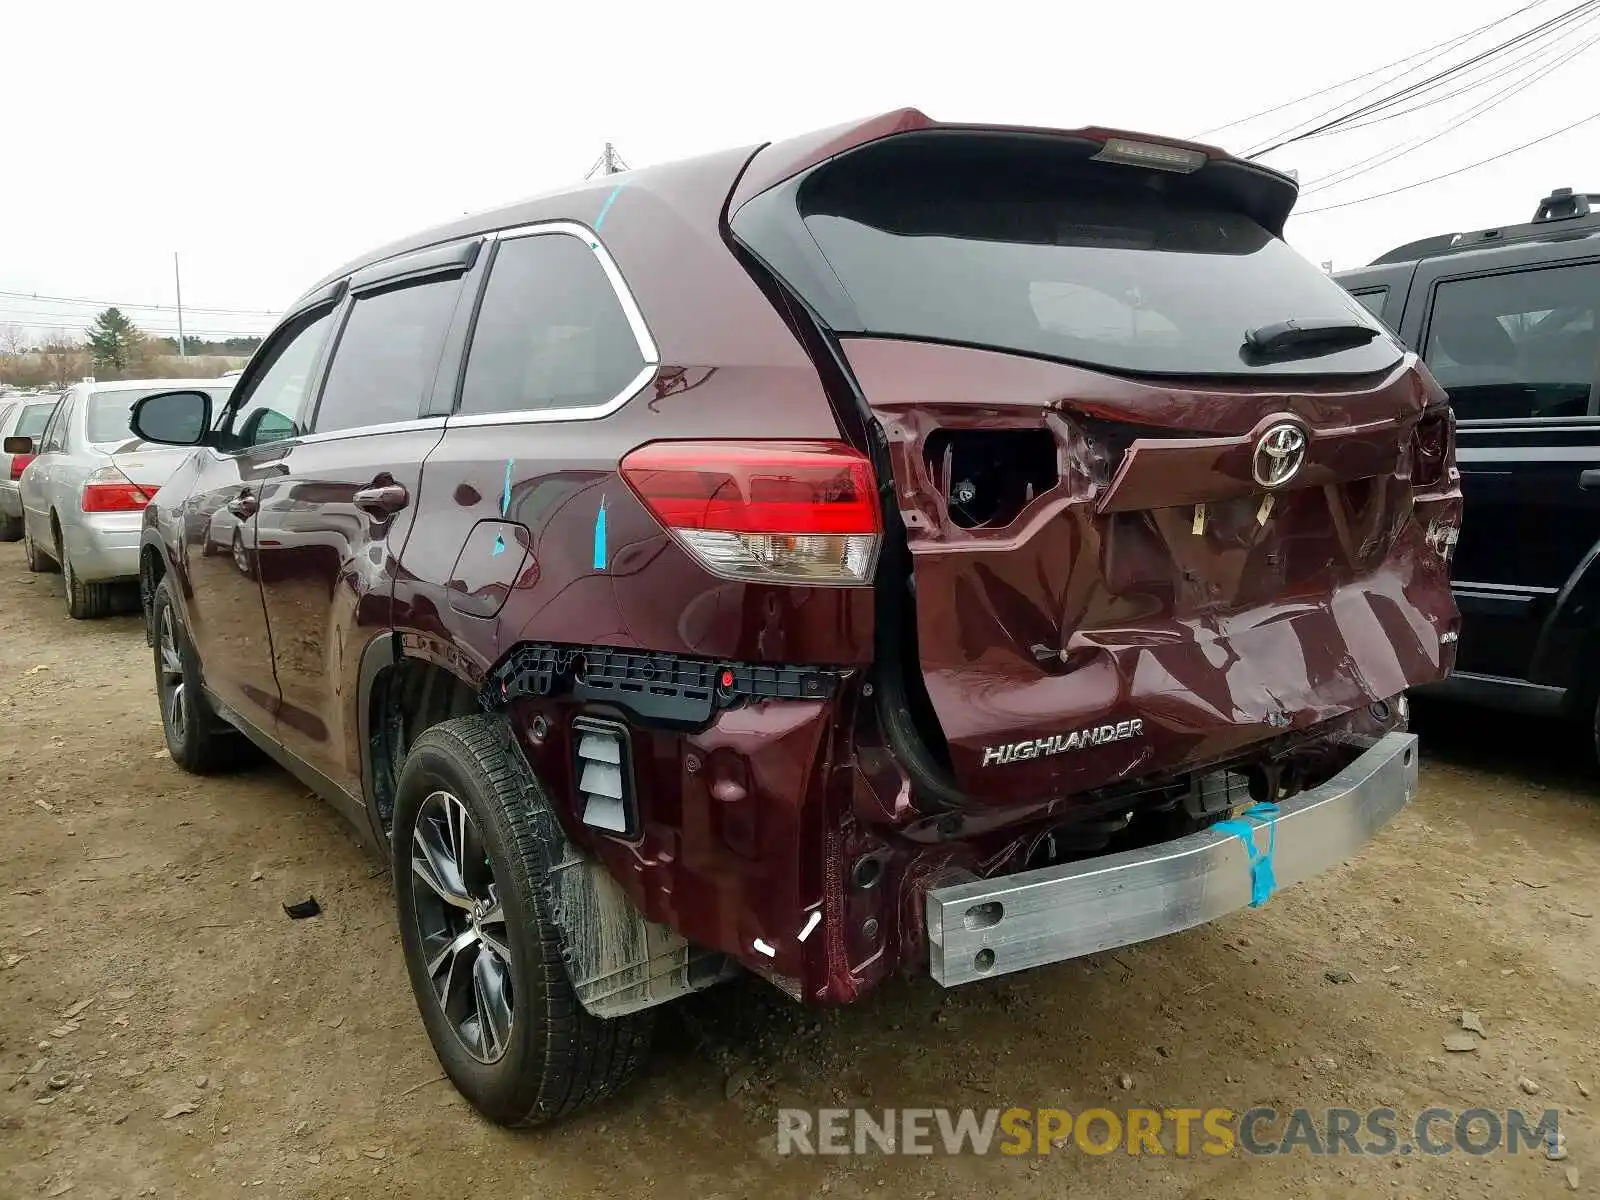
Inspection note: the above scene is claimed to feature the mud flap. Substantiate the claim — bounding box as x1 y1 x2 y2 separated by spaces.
544 840 736 1018
492 718 735 1018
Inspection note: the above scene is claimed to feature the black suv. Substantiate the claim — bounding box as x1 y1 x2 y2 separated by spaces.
1337 188 1600 751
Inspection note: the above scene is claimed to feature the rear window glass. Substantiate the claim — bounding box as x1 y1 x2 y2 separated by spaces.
17 403 54 437
89 387 230 444
743 135 1401 378
458 233 647 416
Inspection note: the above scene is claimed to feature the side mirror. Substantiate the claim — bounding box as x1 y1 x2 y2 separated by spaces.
130 390 213 446
2 435 33 455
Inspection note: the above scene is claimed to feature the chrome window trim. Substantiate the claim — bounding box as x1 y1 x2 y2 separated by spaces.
446 220 659 428
297 415 447 446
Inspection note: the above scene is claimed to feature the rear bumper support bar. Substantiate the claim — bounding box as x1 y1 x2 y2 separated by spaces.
925 731 1418 986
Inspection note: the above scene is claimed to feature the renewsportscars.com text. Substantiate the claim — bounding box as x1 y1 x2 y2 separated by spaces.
776 1106 1562 1157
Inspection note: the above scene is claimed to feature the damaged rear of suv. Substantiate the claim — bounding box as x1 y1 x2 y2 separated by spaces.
133 109 1460 1128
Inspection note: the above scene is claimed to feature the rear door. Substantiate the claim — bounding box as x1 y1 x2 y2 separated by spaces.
252 242 474 798
181 304 340 728
20 389 75 553
1407 253 1600 682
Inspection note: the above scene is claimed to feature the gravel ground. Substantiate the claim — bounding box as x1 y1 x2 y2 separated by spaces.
0 538 1596 1199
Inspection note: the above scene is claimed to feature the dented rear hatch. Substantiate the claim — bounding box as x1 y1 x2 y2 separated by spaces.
731 120 1462 804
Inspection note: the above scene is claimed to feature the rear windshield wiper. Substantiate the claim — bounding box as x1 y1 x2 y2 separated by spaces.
1242 318 1380 363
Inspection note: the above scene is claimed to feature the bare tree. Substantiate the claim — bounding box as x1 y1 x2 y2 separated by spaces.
0 323 27 356
40 328 84 389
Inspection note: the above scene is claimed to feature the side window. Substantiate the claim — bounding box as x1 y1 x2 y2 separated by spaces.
458 232 648 416
1424 263 1600 421
312 276 461 434
219 308 337 452
41 396 72 453
1350 289 1387 320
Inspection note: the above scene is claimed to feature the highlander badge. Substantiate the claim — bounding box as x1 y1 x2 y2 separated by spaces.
981 719 1145 767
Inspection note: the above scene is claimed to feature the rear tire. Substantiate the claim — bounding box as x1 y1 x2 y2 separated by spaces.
0 513 21 542
58 533 113 620
23 523 52 572
392 714 654 1127
152 577 246 773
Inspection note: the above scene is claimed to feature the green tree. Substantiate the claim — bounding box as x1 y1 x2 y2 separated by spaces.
85 307 143 376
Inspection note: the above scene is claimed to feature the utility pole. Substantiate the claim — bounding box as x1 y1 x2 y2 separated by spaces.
585 142 630 179
173 252 187 358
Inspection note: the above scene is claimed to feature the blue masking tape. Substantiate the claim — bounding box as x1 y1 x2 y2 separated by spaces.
594 184 623 230
491 534 506 557
500 458 513 516
1213 802 1280 908
592 495 608 571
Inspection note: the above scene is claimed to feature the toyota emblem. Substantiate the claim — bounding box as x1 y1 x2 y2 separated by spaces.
1252 422 1307 489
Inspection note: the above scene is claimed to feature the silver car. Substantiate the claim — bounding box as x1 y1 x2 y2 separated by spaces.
15 378 233 618
0 395 61 541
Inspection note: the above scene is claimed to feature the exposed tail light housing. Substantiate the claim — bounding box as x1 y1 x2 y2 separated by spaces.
8 454 34 481
1408 408 1454 491
620 440 881 585
82 466 157 513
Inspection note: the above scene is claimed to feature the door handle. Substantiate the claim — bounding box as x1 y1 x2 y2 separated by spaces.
353 483 410 518
226 493 258 519
1581 469 1600 491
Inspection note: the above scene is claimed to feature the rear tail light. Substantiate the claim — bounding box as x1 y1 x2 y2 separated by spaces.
82 466 156 513
620 440 881 584
1408 409 1454 491
8 454 33 481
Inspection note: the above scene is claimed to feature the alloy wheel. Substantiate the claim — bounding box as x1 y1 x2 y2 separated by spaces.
157 606 187 743
409 790 514 1063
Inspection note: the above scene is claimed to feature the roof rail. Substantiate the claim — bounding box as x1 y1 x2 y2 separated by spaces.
1369 186 1600 266
1533 186 1598 222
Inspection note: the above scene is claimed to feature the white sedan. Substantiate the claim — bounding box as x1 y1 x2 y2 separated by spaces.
12 378 232 618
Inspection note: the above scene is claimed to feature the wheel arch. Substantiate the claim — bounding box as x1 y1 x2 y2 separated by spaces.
357 634 482 854
1528 533 1600 711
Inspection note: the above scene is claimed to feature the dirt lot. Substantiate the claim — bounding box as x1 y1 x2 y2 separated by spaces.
1 539 1596 1200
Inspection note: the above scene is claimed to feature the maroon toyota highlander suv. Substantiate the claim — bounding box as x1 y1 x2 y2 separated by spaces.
128 110 1462 1127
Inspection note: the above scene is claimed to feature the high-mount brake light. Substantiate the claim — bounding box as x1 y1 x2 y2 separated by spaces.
1091 137 1207 174
620 440 881 585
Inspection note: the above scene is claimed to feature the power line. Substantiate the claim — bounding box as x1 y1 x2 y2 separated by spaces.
1327 6 1600 133
1295 109 1600 215
0 309 267 334
0 287 278 318
0 316 265 340
1247 0 1600 156
1301 22 1600 194
1196 0 1554 139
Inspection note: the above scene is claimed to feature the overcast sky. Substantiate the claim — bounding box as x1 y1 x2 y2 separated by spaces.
3 0 1596 342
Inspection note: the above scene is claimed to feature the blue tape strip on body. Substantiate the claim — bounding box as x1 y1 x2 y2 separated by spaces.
1212 802 1281 908
594 184 623 230
592 496 608 571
